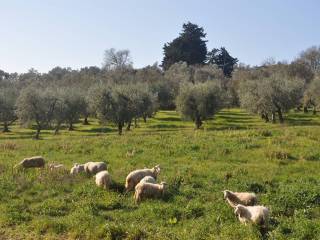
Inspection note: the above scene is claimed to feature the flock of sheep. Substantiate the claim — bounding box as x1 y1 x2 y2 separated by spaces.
14 156 270 228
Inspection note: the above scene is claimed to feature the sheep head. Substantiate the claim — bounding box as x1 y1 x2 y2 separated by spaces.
223 190 231 199
153 165 161 176
234 204 246 217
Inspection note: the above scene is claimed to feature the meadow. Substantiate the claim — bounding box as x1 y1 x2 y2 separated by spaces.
0 109 320 240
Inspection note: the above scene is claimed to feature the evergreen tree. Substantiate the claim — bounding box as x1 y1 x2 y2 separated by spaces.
162 22 207 70
207 47 238 77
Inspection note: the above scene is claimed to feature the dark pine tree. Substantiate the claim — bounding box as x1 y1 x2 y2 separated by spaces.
207 47 238 77
162 22 208 70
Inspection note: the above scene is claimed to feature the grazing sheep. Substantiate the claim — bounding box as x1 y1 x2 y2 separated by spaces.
134 181 167 203
139 176 156 184
223 190 257 208
84 162 107 175
234 204 269 227
125 165 161 192
95 170 111 189
14 156 45 169
126 149 136 158
70 163 85 175
48 163 64 171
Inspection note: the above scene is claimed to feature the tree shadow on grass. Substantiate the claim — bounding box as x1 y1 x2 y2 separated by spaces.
148 124 188 129
157 117 182 122
79 127 116 134
0 131 35 140
206 124 249 131
286 116 320 127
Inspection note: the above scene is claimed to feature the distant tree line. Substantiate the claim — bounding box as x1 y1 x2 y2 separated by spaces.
0 22 319 137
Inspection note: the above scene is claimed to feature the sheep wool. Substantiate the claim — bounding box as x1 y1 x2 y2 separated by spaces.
70 163 85 175
139 176 156 184
134 181 167 203
223 190 257 208
95 170 111 189
125 165 161 192
84 162 107 175
234 204 269 227
14 156 45 169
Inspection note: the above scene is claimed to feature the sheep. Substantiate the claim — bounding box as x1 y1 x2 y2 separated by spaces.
48 163 64 171
234 204 269 227
70 163 85 175
139 176 156 184
95 170 111 189
223 190 257 208
126 149 136 158
84 162 107 175
125 165 161 192
134 181 167 203
14 156 45 169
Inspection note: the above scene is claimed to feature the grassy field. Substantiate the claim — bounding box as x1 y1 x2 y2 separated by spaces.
0 109 320 240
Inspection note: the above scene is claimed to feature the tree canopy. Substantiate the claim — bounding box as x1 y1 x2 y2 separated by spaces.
162 22 208 70
207 47 238 77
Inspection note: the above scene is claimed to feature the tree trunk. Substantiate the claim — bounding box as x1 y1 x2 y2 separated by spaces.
68 122 74 131
313 106 317 115
271 112 276 123
277 109 284 123
34 126 41 139
54 123 61 135
143 116 147 123
118 122 123 135
303 106 308 113
195 116 202 129
265 114 269 123
126 120 131 131
3 122 9 132
134 118 138 128
83 117 89 125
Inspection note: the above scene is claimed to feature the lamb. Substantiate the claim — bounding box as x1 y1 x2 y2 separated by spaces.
223 190 257 208
14 156 45 169
125 165 161 192
70 163 85 175
84 162 107 175
48 163 64 171
139 176 156 184
234 204 269 227
95 170 111 189
134 181 167 203
126 149 136 158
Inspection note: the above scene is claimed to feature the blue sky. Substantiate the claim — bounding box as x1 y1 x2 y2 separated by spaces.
0 0 319 73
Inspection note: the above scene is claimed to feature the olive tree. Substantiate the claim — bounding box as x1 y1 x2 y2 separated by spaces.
16 87 58 139
239 74 304 123
53 88 85 133
94 85 134 135
0 87 18 132
176 82 224 129
126 84 157 130
304 76 320 114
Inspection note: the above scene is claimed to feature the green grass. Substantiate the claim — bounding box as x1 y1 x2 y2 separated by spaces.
0 109 320 240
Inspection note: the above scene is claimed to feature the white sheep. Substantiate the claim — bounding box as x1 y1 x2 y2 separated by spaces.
84 162 107 175
95 170 111 189
125 165 161 192
70 163 85 175
234 204 269 227
134 181 167 203
139 176 156 184
48 163 64 171
223 190 257 208
14 156 45 169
